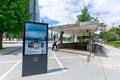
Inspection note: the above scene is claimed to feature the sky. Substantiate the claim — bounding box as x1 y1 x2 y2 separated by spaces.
38 0 120 28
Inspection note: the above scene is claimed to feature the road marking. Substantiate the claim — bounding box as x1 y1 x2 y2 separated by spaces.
0 60 19 64
51 51 66 72
55 56 78 59
48 56 78 60
0 59 21 80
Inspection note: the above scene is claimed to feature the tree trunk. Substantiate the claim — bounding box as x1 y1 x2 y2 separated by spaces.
12 37 14 41
16 35 19 42
20 32 23 41
0 31 3 49
8 33 12 41
6 32 8 41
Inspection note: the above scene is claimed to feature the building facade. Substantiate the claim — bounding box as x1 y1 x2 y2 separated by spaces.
29 0 40 22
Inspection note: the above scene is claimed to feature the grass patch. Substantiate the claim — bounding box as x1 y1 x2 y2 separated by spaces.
103 40 120 47
3 42 18 44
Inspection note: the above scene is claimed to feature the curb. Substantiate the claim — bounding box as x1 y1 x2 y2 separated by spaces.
59 49 90 56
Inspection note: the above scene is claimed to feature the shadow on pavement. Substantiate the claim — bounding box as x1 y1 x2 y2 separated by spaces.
22 68 67 77
0 46 22 56
47 67 67 73
94 51 109 57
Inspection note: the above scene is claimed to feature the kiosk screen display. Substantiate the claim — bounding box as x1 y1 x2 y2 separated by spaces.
24 22 48 55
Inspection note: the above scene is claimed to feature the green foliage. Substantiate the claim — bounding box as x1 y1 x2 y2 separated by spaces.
61 36 72 41
77 36 89 43
97 22 107 32
0 0 31 48
99 31 106 39
77 7 94 22
99 27 120 41
0 0 31 34
115 26 120 37
103 40 120 47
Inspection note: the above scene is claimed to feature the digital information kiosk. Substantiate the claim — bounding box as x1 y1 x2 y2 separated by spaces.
22 22 48 76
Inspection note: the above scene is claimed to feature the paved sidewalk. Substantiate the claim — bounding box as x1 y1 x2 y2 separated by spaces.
0 43 120 80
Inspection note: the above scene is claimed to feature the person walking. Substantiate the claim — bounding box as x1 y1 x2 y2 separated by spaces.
52 36 59 50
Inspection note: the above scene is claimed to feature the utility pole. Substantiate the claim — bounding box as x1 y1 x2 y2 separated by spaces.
82 0 86 8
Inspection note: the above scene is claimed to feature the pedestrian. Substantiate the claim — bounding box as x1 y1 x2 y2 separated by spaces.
52 36 59 50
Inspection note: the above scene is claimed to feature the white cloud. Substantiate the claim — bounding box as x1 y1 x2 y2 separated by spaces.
38 0 83 25
88 0 120 27
38 0 120 27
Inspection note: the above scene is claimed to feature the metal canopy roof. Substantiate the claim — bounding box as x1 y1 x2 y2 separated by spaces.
49 20 99 36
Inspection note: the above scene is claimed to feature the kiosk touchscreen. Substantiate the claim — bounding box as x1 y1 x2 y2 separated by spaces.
24 22 47 55
22 22 48 76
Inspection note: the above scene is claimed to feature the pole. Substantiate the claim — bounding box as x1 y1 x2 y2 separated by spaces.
82 0 86 8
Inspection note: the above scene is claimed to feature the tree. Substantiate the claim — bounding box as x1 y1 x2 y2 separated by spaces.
0 0 31 49
97 22 107 32
77 7 94 22
99 31 106 39
99 27 118 41
115 26 120 37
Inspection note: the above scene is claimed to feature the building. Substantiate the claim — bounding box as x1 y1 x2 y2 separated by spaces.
29 0 40 22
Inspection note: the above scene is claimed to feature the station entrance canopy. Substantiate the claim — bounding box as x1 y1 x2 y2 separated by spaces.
49 20 99 36
49 20 99 51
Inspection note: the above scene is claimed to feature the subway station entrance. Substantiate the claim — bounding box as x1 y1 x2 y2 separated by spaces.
49 20 99 52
